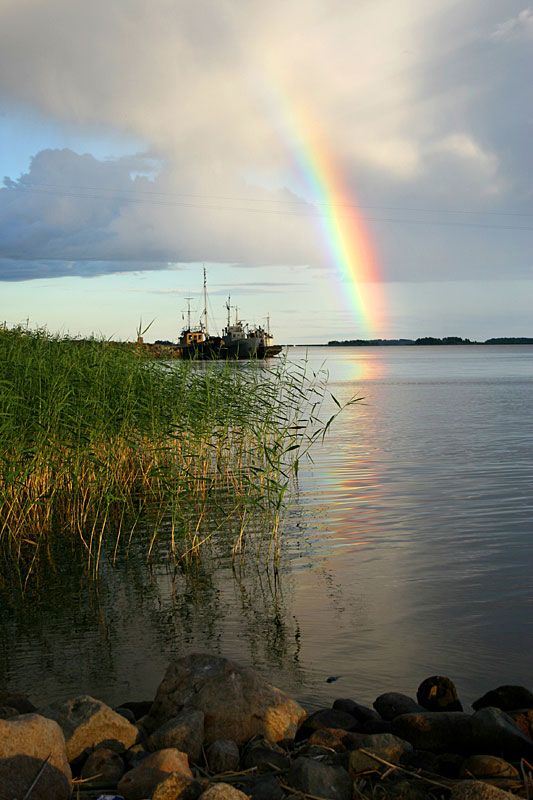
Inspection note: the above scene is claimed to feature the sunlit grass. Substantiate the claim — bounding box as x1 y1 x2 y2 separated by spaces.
0 327 351 588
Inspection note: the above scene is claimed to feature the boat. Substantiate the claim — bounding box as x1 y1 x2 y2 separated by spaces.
220 298 259 359
247 317 283 358
178 270 222 359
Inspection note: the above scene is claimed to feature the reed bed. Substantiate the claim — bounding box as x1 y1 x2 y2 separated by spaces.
0 327 347 586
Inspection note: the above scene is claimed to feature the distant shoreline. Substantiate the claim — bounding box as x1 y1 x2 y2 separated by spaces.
296 337 533 347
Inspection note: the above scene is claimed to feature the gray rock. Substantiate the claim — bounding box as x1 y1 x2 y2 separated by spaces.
118 748 193 800
124 742 149 769
373 692 426 720
349 733 413 774
469 706 533 760
0 713 72 800
41 694 139 762
0 691 36 714
333 698 382 725
206 739 240 774
80 746 125 784
199 783 250 800
0 705 20 719
417 676 463 712
460 755 519 780
144 653 305 744
148 708 205 763
248 773 284 800
242 739 290 772
450 780 518 800
472 685 533 712
115 706 137 724
286 756 353 800
391 711 473 752
296 707 359 739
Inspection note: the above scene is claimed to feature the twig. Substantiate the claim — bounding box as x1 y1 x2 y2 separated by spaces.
21 753 52 800
279 780 344 800
358 749 451 789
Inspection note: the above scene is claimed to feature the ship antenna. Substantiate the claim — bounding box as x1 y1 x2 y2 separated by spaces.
226 295 231 329
203 265 208 336
184 297 193 331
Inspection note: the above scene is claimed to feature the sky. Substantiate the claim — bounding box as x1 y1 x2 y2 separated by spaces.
0 0 532 344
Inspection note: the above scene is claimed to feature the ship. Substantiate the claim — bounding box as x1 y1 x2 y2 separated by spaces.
247 317 283 358
220 298 258 359
177 269 222 359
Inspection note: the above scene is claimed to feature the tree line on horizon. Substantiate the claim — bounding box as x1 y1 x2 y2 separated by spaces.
327 336 533 346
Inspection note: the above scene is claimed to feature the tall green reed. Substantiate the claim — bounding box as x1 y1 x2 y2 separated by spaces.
0 327 354 587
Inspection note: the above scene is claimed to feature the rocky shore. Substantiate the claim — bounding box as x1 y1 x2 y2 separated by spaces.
2 654 533 800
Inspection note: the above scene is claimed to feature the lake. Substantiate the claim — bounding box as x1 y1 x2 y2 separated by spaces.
1 345 532 711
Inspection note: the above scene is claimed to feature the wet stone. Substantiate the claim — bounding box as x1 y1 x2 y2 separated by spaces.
417 675 464 712
248 773 284 800
373 692 426 721
205 739 240 774
80 746 125 784
286 756 353 800
472 685 533 712
460 755 519 780
450 780 518 800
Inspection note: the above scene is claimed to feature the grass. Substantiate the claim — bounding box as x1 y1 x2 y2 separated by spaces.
0 326 352 589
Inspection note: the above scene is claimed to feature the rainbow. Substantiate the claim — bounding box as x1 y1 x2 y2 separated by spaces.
265 88 384 336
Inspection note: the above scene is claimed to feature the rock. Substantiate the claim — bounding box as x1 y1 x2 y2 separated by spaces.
248 773 284 800
115 706 137 724
41 694 139 762
286 757 353 800
0 713 72 800
152 771 203 800
80 746 125 784
379 778 431 800
417 676 463 712
0 690 36 714
148 708 205 763
391 711 472 752
469 706 533 760
206 739 240 773
450 780 518 800
373 692 426 720
509 708 533 739
308 728 347 751
296 707 359 739
124 742 149 769
118 699 153 720
460 755 519 780
0 705 20 719
199 783 250 800
242 739 290 772
348 733 413 774
472 686 533 712
333 698 382 725
144 653 305 744
118 748 193 800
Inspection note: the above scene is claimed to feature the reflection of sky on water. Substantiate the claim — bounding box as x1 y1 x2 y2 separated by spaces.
1 346 532 711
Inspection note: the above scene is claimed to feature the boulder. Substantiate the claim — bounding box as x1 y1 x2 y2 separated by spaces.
333 698 382 725
460 755 519 781
308 728 347 751
152 771 202 800
417 676 463 712
41 694 139 761
80 746 125 784
148 708 205 763
373 692 426 720
206 739 240 774
349 733 413 774
0 690 36 714
242 738 290 772
144 653 306 744
248 773 284 800
286 757 353 800
508 708 533 739
469 706 533 760
472 686 533 712
450 780 518 800
0 705 20 719
199 784 250 800
0 713 72 800
391 711 472 752
296 707 359 740
118 748 193 800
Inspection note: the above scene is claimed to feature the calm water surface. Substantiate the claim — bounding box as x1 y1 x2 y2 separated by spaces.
1 346 532 710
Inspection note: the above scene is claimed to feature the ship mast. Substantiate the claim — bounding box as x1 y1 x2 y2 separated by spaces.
203 265 208 336
184 297 193 331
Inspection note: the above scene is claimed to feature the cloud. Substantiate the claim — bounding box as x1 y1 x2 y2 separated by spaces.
490 8 533 41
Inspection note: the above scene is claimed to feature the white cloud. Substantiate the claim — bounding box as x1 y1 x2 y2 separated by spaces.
490 8 533 41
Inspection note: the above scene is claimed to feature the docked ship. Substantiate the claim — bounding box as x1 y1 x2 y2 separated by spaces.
247 317 282 358
220 298 258 359
178 270 222 359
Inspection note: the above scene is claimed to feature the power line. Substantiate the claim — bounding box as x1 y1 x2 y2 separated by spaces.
14 180 533 219
10 184 533 233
